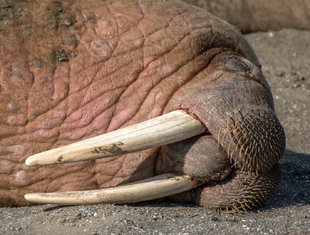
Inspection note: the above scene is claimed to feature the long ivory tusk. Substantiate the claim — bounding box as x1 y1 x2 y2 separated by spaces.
24 174 204 205
26 110 205 166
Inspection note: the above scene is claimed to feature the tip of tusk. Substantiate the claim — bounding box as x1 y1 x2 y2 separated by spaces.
25 152 57 166
25 193 54 204
25 156 36 166
24 193 53 204
24 193 35 201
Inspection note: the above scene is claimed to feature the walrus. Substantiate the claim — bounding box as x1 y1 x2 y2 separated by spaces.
185 0 310 33
0 0 285 212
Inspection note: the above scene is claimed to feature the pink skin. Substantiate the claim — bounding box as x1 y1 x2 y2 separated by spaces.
0 0 284 209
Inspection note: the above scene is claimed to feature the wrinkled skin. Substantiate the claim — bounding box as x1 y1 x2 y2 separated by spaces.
185 0 310 33
0 0 285 211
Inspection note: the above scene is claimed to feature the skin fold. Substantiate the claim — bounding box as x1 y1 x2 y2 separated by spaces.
0 0 285 211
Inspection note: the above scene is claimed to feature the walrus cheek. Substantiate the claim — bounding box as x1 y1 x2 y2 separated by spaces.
157 135 232 182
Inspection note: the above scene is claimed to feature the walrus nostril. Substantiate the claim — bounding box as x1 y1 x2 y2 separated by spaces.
225 107 286 172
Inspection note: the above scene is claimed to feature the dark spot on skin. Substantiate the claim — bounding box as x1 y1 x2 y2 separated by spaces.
14 63 24 69
57 155 63 163
58 12 75 26
11 71 25 80
0 1 21 30
45 1 76 30
0 28 6 35
24 25 32 35
47 84 54 94
49 49 69 62
32 60 41 67
8 101 18 111
70 51 78 57
34 23 45 28
83 14 96 23
92 142 127 155
6 39 16 45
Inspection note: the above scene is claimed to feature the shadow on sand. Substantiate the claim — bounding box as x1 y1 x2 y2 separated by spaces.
260 149 310 210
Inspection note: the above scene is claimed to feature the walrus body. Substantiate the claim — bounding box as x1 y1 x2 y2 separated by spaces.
185 0 310 33
0 0 285 211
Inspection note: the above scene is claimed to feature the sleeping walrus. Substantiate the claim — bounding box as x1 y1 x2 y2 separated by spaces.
0 0 286 212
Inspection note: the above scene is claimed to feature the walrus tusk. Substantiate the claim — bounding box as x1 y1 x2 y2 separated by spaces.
25 110 205 166
24 174 204 205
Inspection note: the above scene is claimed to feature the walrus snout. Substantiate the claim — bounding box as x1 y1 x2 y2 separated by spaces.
222 106 286 173
166 50 286 174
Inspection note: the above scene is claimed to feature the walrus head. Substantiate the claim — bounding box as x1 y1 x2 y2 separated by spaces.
164 52 284 166
25 49 285 213
157 50 285 212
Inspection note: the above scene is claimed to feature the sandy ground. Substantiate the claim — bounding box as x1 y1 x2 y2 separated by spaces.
0 29 309 234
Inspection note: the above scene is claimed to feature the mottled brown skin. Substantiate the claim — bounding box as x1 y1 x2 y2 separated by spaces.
185 0 310 33
0 0 285 211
